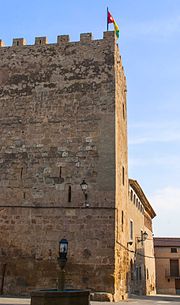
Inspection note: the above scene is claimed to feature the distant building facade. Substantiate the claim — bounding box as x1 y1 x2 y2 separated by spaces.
0 31 156 301
154 238 180 295
128 179 156 296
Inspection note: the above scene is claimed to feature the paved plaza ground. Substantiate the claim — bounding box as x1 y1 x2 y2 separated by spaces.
0 294 180 305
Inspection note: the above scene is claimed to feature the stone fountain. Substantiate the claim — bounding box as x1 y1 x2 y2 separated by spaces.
30 239 90 305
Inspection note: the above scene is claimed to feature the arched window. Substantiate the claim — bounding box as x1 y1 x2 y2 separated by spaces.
130 190 133 201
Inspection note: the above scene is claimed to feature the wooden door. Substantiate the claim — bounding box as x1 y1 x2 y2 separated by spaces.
175 279 180 295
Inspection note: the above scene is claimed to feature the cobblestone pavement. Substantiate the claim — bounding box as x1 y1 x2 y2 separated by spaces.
0 295 180 305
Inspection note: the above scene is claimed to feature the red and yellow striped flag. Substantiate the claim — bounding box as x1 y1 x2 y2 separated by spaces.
107 10 119 38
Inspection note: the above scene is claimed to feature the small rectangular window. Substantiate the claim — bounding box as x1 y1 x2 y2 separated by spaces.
135 267 139 281
136 198 138 207
170 259 179 276
130 220 133 241
121 211 124 232
123 103 125 120
68 185 72 202
130 190 133 201
122 166 125 185
130 260 134 281
141 230 144 246
171 248 177 253
139 266 142 281
146 268 149 280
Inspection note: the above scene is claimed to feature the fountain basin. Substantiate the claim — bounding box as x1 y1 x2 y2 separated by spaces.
31 289 90 305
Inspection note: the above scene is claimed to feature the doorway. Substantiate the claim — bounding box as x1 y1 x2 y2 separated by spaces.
175 279 180 295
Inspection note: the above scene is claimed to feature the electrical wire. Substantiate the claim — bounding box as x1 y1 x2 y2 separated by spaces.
116 240 178 260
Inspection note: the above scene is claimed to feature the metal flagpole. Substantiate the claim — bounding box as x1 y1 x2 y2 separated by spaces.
107 7 109 31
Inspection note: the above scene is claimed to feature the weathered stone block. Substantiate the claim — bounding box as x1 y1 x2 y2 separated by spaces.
35 36 48 45
57 35 70 44
12 38 26 46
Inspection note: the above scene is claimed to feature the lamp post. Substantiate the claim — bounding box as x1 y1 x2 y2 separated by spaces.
135 231 148 295
80 179 89 207
137 231 148 243
57 239 68 290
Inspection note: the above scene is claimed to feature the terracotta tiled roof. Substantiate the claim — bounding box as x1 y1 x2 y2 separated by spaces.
154 237 180 247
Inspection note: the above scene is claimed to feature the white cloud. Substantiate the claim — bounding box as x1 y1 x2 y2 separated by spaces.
150 186 180 237
129 156 180 168
128 121 180 145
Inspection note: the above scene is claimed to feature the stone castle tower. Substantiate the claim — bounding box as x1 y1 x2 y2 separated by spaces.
0 31 128 301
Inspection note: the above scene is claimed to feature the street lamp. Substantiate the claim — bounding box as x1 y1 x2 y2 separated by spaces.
142 231 148 241
57 239 68 290
137 231 148 243
59 238 68 261
80 179 89 207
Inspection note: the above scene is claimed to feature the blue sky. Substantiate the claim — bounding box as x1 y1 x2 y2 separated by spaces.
1 0 180 237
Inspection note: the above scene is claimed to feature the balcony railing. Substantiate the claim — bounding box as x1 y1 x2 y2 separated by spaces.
165 269 180 278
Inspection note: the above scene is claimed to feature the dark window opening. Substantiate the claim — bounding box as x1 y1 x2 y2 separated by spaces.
136 198 138 207
122 166 125 185
147 268 149 280
170 259 179 277
130 220 133 241
20 167 23 180
135 267 139 281
141 230 144 246
123 103 125 119
121 210 124 232
59 166 62 178
130 190 133 201
130 260 134 281
68 186 71 203
171 248 177 253
139 266 142 281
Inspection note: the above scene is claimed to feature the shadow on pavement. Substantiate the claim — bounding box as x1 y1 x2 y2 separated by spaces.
131 294 180 302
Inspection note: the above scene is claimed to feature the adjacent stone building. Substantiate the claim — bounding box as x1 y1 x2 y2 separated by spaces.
154 238 180 295
128 179 156 296
0 31 156 301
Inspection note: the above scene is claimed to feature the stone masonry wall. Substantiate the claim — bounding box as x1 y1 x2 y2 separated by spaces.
0 32 117 294
0 207 115 294
114 43 129 301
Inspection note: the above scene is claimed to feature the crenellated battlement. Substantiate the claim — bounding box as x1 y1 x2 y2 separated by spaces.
0 31 115 47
